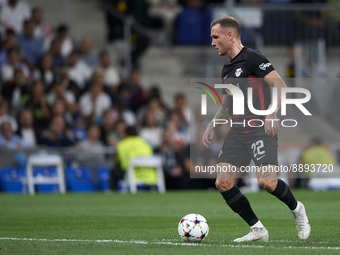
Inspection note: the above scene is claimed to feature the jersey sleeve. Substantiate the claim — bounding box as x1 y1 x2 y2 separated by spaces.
247 50 275 78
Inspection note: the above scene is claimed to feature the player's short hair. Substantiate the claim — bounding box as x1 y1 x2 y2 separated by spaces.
210 16 241 38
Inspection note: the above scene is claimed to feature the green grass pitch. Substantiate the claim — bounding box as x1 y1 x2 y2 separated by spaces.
0 190 339 255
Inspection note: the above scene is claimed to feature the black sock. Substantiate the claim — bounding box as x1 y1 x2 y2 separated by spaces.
220 186 258 226
270 179 298 210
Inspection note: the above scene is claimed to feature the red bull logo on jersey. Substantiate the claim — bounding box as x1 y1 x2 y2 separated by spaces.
235 68 243 77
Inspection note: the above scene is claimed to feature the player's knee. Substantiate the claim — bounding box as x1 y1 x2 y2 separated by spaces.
215 178 234 192
258 178 277 192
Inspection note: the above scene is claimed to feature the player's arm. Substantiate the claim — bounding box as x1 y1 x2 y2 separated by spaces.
263 70 287 136
202 94 230 149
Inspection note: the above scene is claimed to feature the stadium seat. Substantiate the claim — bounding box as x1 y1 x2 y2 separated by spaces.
176 8 212 45
66 167 95 193
26 153 65 195
0 167 27 193
127 156 166 194
97 166 111 191
241 27 257 47
33 166 60 193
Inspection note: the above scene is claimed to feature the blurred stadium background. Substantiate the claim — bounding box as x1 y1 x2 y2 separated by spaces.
0 0 340 194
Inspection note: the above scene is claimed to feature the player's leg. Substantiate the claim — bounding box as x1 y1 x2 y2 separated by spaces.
216 163 261 227
216 164 270 242
257 166 297 210
216 164 269 242
256 157 311 239
217 134 269 242
251 135 299 209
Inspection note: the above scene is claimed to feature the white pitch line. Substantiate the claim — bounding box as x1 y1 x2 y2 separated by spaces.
0 237 339 250
160 238 338 245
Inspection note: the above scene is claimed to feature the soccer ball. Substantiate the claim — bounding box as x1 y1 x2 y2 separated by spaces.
178 213 209 242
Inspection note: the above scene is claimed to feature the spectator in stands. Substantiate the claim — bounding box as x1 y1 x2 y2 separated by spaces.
0 0 31 34
98 50 120 93
137 96 166 126
188 126 216 188
139 111 163 150
0 121 31 149
32 53 54 88
114 126 156 189
147 85 169 111
114 98 137 126
128 0 163 29
0 4 6 37
286 46 295 78
148 0 180 41
38 115 74 147
54 24 74 58
51 99 74 127
16 109 38 147
79 37 98 68
297 137 337 188
0 29 18 65
76 122 106 162
293 0 328 41
46 76 78 116
281 1 329 79
100 108 116 145
182 141 216 189
67 50 92 91
0 99 18 132
31 7 52 43
119 68 147 113
174 92 190 127
1 47 30 83
48 38 66 67
166 111 189 146
147 85 163 102
77 123 104 149
71 115 87 142
107 118 126 147
89 68 113 99
20 80 51 130
79 80 112 123
54 64 80 100
2 68 28 108
17 18 43 67
285 46 310 79
105 0 150 65
158 121 186 189
174 93 191 143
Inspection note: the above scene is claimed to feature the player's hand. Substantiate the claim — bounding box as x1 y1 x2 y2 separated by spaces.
265 112 279 136
202 126 214 149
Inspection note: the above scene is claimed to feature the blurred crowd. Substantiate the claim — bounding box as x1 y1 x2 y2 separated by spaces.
0 0 220 189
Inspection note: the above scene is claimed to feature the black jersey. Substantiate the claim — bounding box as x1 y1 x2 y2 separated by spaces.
221 47 275 137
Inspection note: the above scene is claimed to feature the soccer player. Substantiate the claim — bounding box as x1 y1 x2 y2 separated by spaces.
202 17 311 242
